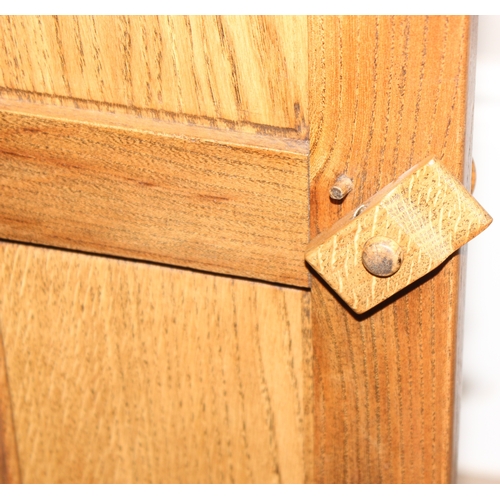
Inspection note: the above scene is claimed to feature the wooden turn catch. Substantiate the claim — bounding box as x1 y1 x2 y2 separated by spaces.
305 157 493 314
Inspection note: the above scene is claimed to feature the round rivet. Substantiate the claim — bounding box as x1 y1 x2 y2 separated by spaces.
362 236 403 277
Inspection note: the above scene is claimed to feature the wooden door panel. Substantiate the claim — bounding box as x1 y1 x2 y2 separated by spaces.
0 16 308 138
0 241 312 483
0 15 478 483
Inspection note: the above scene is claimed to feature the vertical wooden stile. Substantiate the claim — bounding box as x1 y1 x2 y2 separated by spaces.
308 15 477 483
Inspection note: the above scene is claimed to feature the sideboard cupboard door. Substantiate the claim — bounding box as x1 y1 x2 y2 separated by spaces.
0 242 313 484
0 16 477 483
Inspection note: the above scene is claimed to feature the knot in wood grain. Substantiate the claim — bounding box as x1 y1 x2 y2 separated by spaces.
362 237 403 277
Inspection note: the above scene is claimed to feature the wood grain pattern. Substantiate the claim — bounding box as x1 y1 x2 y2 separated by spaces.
0 14 482 485
0 16 308 138
0 325 20 484
0 99 309 287
306 157 492 313
0 241 313 484
309 15 477 483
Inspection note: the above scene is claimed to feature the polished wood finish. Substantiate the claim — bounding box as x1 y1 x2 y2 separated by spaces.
308 15 477 482
0 329 20 484
0 241 313 483
0 15 480 484
0 99 309 287
0 16 308 138
306 157 491 313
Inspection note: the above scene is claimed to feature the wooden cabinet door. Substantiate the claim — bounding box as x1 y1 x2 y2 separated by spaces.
0 16 477 483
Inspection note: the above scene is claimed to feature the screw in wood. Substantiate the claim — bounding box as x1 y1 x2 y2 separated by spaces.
362 236 403 278
329 174 354 201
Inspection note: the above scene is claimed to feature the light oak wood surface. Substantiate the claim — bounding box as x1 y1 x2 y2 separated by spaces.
0 16 308 138
0 327 20 484
0 99 309 287
0 241 313 484
308 15 477 483
0 15 482 484
306 157 492 313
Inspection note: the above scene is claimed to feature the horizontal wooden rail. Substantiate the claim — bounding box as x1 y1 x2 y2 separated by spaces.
0 99 310 287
